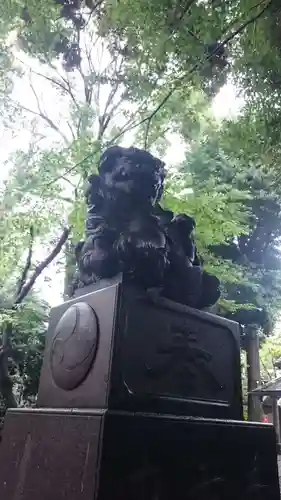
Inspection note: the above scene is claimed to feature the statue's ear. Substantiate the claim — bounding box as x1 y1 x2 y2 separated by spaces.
87 174 101 189
85 175 101 200
88 174 98 183
99 146 124 175
193 250 202 266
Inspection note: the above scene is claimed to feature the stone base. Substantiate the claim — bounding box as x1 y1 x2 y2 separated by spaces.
37 277 243 420
0 408 280 500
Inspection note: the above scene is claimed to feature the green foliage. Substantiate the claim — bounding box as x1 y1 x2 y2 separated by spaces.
165 176 248 254
163 149 252 312
260 331 281 383
101 0 229 92
0 291 48 408
174 134 281 326
11 296 48 405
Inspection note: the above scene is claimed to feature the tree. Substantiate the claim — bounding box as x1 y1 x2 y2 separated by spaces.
0 292 48 414
2 0 246 301
0 167 70 409
177 136 281 325
1 0 281 419
0 1 194 411
175 130 281 420
0 224 70 410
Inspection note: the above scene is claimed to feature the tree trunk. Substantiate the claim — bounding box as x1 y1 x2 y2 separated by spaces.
246 325 261 422
0 324 17 410
63 241 77 300
0 352 17 410
0 362 17 409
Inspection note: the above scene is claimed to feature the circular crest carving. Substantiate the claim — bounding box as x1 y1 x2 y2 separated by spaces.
50 302 99 391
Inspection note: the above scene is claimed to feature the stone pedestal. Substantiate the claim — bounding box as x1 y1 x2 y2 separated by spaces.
0 408 280 500
38 276 243 419
0 276 280 499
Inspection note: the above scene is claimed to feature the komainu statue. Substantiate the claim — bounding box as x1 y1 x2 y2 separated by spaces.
73 145 220 309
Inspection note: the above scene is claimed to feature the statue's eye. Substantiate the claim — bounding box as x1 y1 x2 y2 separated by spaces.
117 169 127 179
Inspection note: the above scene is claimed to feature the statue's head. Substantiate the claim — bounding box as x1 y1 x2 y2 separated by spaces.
98 145 166 205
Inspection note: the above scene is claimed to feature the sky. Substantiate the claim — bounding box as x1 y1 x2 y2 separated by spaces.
0 43 244 308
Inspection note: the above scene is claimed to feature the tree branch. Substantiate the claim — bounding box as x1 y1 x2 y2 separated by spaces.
37 0 272 186
260 358 273 381
0 227 70 409
15 55 80 112
143 0 273 147
221 0 273 45
67 120 76 141
28 67 80 113
84 0 104 28
29 75 70 144
98 86 125 139
78 65 93 106
15 225 34 299
14 227 71 305
11 98 69 145
169 1 199 36
43 100 151 187
41 53 82 112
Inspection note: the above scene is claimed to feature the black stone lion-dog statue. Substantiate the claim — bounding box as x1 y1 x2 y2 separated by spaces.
73 145 220 309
